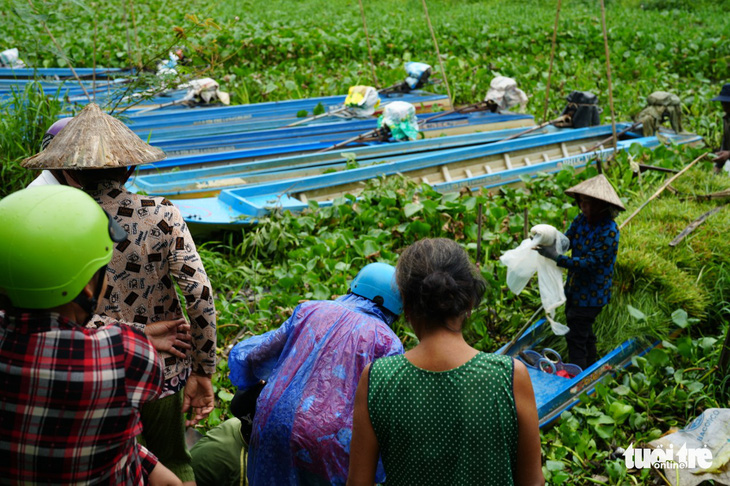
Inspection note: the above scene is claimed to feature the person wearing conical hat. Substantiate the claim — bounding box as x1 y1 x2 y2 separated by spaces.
710 83 730 173
26 116 78 188
22 103 218 485
536 174 624 369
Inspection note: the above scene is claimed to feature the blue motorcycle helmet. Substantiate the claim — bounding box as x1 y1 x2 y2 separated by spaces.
350 262 403 315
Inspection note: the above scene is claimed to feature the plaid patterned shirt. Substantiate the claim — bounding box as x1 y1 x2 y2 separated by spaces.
557 214 620 307
0 311 163 485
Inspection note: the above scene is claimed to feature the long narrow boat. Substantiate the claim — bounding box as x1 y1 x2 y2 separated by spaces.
148 110 535 158
496 318 656 428
131 125 554 198
128 93 453 137
172 125 701 225
0 66 126 79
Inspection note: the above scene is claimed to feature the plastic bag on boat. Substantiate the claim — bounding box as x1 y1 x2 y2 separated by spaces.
644 408 730 486
405 62 433 90
499 224 570 335
344 85 381 117
378 101 419 141
485 76 528 113
0 48 25 68
178 77 230 106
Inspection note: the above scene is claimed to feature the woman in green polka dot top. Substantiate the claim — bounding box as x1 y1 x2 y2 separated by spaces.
347 238 544 486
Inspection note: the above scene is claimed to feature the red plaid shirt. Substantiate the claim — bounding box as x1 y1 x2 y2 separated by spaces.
0 310 163 485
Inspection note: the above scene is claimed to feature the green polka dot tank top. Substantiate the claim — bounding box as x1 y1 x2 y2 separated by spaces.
368 352 518 485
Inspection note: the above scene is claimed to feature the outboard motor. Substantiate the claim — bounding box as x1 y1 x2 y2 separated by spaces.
634 91 682 136
555 91 601 128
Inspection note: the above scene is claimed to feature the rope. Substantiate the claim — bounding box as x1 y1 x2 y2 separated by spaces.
542 0 562 123
421 0 453 108
599 0 618 158
357 0 379 88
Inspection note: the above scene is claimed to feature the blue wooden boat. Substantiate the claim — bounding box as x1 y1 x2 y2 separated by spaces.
0 66 126 79
146 110 535 158
124 91 451 130
171 125 701 225
496 318 656 428
130 125 554 198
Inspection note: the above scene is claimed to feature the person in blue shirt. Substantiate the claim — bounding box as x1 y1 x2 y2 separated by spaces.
537 174 624 369
225 262 403 486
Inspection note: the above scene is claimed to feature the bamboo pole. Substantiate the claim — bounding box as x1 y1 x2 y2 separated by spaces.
357 0 379 88
476 203 483 267
619 152 709 230
499 115 567 143
599 0 618 158
421 0 453 108
30 0 91 102
542 0 562 123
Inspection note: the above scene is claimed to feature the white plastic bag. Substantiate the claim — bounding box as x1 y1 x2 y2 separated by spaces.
500 224 570 335
485 76 528 113
344 85 381 117
646 408 730 486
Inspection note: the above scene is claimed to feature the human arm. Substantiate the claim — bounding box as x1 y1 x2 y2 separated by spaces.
144 318 191 359
138 443 182 486
183 372 215 427
555 221 619 272
165 204 217 376
513 359 545 486
122 325 163 408
347 364 380 486
228 316 296 389
713 151 730 172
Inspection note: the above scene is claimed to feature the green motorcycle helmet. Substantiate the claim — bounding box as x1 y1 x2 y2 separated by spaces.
0 186 126 309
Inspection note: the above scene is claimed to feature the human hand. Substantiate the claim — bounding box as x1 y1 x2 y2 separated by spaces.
144 318 191 359
534 244 559 261
182 373 215 427
713 151 730 164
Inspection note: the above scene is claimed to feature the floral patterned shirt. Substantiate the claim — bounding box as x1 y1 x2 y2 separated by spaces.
87 181 217 396
557 213 620 308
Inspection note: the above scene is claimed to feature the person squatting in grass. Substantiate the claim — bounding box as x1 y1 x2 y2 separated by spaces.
347 238 545 486
225 262 404 485
710 83 730 174
536 174 624 370
21 103 218 485
0 185 181 485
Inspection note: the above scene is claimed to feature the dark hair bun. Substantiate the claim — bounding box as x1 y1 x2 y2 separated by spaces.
396 238 487 328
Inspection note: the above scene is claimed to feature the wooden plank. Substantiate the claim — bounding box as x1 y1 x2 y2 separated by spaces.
484 165 493 174
560 142 570 158
524 156 532 166
503 153 513 170
542 153 550 162
421 176 430 184
465 169 474 179
669 204 726 247
441 166 452 182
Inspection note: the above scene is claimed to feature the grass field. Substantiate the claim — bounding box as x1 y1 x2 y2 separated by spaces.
2 1 730 483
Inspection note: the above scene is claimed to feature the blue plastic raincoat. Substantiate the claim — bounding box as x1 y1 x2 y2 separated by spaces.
229 294 403 485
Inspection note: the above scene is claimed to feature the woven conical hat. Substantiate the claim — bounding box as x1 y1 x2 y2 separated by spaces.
22 103 165 170
565 174 625 211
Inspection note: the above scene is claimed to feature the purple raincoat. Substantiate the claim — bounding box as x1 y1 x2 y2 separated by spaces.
229 294 403 485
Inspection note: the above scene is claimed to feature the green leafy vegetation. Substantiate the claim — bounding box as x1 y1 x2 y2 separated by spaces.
2 1 730 482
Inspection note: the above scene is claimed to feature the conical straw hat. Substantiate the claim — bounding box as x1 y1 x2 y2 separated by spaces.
22 103 165 170
565 174 625 211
